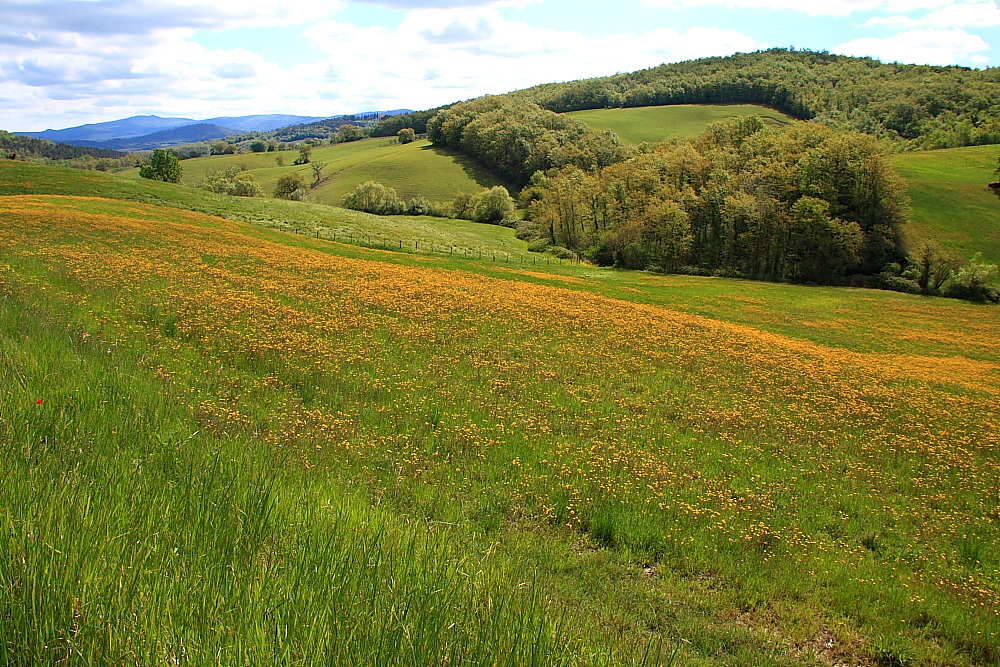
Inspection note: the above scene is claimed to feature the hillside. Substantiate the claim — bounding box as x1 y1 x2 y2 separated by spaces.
163 137 511 204
892 145 1000 265
512 49 1000 150
2 160 1000 666
565 104 792 144
15 114 327 143
75 123 238 151
1 161 525 259
0 130 124 161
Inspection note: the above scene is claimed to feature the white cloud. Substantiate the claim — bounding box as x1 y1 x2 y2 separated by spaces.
353 0 540 7
0 4 759 131
0 0 343 35
640 0 883 16
835 28 988 64
867 1 1000 27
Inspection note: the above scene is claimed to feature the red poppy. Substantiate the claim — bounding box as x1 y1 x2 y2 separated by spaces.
36 399 43 405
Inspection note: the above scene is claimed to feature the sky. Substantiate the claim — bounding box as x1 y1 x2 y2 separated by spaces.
1 0 998 131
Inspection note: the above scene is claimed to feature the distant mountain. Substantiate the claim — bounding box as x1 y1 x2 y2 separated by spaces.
73 124 238 151
198 114 326 133
17 116 197 143
12 110 418 152
15 114 326 144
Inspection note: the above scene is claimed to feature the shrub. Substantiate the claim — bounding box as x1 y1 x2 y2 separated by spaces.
332 125 365 144
407 197 431 216
943 253 999 302
274 172 307 199
527 238 551 253
139 149 182 183
201 166 261 197
210 141 235 156
293 145 312 165
249 141 267 153
470 186 515 224
397 128 417 144
342 181 405 215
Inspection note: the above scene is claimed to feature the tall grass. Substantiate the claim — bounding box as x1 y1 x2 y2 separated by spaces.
0 291 569 666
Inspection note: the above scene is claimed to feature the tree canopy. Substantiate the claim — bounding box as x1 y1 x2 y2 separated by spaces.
509 49 1000 150
521 117 908 283
139 149 182 184
427 97 632 185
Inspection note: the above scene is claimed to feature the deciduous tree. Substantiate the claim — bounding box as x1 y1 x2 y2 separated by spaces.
139 149 182 183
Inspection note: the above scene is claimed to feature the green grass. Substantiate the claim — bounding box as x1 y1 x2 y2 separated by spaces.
0 160 529 259
3 161 1000 667
0 278 572 666
565 105 794 145
891 144 1000 265
153 138 511 203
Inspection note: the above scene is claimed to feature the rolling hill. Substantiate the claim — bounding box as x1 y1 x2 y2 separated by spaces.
2 159 999 666
565 104 793 145
15 114 326 143
75 123 239 151
160 137 511 204
891 144 1000 266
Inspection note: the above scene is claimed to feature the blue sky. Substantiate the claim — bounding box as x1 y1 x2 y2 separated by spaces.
2 0 998 131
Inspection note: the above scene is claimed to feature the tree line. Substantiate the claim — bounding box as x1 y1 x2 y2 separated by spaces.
509 49 1000 150
1 131 124 161
426 97 631 185
517 117 910 284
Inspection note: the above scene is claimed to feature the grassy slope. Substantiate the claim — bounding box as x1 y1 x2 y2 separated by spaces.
891 145 1000 265
0 161 527 257
157 138 510 203
3 161 1000 667
565 104 793 145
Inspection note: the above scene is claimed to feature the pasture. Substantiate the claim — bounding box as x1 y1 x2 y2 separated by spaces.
564 104 793 145
891 144 1000 266
158 138 510 203
1 160 999 666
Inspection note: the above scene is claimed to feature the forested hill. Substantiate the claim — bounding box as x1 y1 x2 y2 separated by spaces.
0 131 124 161
510 49 1000 149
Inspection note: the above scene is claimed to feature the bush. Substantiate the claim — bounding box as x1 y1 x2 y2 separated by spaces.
210 141 235 156
470 186 516 224
397 128 417 145
274 173 307 199
249 141 267 153
943 253 999 302
873 273 921 295
527 238 551 253
407 197 431 216
139 149 182 183
332 125 365 144
293 145 312 165
342 181 405 215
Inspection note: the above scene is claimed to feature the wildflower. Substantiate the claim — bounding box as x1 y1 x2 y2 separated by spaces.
36 399 43 405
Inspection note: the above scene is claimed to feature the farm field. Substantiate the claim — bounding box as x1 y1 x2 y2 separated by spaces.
2 161 1000 666
564 104 794 144
891 144 1000 266
149 138 510 203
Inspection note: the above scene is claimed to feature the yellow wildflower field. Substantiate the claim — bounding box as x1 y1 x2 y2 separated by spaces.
2 194 998 665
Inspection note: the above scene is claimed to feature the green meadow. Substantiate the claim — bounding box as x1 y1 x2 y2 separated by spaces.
891 144 1000 265
2 161 1000 666
0 161 527 259
159 138 510 203
564 105 793 145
